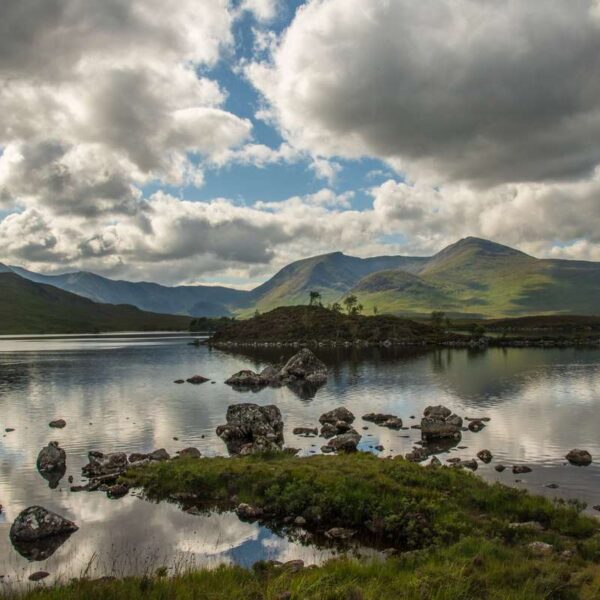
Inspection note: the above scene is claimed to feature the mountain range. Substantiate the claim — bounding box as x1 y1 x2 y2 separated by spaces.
2 237 600 319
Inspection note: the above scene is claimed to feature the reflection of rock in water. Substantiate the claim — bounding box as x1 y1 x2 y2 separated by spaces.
38 464 66 489
286 380 323 401
11 532 74 561
36 442 66 489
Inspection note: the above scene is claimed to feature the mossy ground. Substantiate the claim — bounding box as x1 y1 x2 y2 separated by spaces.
6 453 600 599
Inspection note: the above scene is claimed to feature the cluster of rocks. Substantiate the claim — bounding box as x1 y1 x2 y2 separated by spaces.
225 348 327 392
362 413 403 429
318 408 361 453
420 405 464 441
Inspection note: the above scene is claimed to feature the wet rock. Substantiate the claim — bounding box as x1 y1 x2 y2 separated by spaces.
10 506 78 543
320 423 337 438
423 405 452 419
279 348 327 385
174 379 185 384
225 370 264 387
128 453 149 464
468 420 486 433
512 465 532 474
460 459 478 471
495 464 506 472
83 451 128 478
293 427 318 437
149 448 170 462
566 449 592 466
48 419 66 429
327 432 361 453
5 427 15 432
29 571 50 582
546 483 559 489
37 441 66 475
477 449 493 463
107 484 129 499
236 503 263 520
259 366 281 384
176 447 202 459
527 541 553 557
186 375 209 384
216 403 284 455
362 413 403 429
405 447 430 463
319 407 355 426
36 442 66 489
325 527 356 540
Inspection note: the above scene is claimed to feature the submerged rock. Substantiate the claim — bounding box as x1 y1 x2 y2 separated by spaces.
216 403 284 455
468 420 486 433
29 571 50 582
48 419 66 429
565 449 592 466
494 464 506 472
293 427 318 437
362 413 403 429
10 506 78 543
186 375 209 384
512 465 532 474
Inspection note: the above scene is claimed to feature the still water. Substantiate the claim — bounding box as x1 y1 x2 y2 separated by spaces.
1 334 599 583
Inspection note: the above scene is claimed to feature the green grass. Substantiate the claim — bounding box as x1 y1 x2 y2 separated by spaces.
0 273 192 334
7 453 600 600
5 540 600 599
122 453 597 548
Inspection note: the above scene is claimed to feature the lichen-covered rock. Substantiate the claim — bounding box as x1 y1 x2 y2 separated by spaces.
279 348 327 385
216 403 284 455
319 407 355 425
477 449 493 463
327 432 361 453
421 406 462 440
225 370 263 387
37 442 66 474
10 506 78 543
423 405 452 420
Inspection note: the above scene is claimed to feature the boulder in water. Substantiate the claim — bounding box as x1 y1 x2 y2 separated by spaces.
216 403 284 455
319 407 355 426
10 506 78 543
279 348 327 385
565 449 592 466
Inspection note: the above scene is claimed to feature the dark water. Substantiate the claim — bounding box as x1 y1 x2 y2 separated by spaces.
1 334 600 584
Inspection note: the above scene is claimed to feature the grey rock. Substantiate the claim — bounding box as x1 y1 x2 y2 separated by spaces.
37 442 66 474
319 407 355 425
216 403 284 455
10 506 78 543
477 449 493 463
423 405 452 420
236 503 263 520
186 375 209 384
512 465 532 474
527 541 553 556
149 448 170 462
468 420 486 433
225 370 263 387
48 419 66 429
279 348 327 385
83 451 128 478
327 432 361 452
176 447 202 459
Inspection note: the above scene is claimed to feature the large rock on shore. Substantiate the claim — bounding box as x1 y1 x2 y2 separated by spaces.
421 405 462 441
326 431 361 453
10 506 78 543
216 403 284 455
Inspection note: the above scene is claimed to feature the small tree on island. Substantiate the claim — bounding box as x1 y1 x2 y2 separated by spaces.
309 290 322 306
343 294 363 315
430 310 446 330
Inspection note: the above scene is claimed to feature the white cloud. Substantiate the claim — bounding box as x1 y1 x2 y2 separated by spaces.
239 0 280 22
247 0 600 186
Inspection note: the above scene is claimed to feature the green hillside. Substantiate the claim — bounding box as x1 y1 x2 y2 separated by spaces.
0 273 192 334
350 238 600 318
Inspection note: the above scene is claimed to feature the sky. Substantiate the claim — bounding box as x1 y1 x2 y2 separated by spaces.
1 0 600 288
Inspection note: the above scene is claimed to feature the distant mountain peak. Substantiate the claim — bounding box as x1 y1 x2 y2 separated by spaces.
448 237 529 255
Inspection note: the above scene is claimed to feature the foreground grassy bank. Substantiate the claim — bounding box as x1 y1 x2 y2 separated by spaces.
6 539 600 600
6 454 600 599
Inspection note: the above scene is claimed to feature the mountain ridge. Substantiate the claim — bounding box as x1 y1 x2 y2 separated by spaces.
4 237 600 318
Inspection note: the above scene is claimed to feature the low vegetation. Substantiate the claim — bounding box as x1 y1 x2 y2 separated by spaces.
7 453 600 599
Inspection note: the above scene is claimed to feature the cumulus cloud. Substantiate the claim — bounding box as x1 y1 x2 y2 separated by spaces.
0 0 251 218
247 0 600 186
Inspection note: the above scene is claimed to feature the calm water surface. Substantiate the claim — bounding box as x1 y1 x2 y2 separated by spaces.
1 334 600 584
